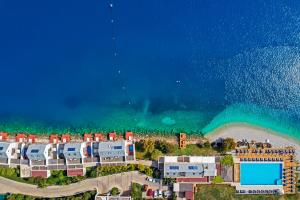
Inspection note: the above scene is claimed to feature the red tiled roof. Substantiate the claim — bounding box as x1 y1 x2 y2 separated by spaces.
31 170 48 178
0 132 8 141
125 131 133 140
84 134 93 142
109 132 117 140
15 134 26 142
50 135 59 143
28 134 37 143
67 169 84 177
61 134 71 143
94 133 104 141
177 177 209 183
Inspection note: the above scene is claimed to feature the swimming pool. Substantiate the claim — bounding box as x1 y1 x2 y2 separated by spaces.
240 163 283 185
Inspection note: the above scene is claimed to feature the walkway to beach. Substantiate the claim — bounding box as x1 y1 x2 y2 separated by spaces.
0 171 161 198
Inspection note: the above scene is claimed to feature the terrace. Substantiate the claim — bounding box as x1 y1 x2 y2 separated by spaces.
234 141 297 194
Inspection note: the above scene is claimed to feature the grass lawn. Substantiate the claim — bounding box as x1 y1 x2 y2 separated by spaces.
195 185 300 200
171 144 219 156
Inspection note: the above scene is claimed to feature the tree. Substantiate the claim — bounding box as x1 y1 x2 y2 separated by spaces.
111 187 120 196
155 140 175 154
212 175 224 184
150 149 163 160
221 155 234 166
142 140 155 153
221 138 236 152
203 141 211 148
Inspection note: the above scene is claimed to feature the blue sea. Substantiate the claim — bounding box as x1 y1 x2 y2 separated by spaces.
0 0 299 137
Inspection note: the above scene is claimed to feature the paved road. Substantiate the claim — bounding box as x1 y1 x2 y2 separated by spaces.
0 171 161 198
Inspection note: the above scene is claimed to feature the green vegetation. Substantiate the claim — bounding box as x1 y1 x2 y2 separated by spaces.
150 149 163 160
195 185 300 200
220 138 236 152
163 177 176 185
131 183 142 200
221 155 234 166
173 144 219 156
136 139 219 160
7 191 97 200
110 187 120 196
212 176 224 184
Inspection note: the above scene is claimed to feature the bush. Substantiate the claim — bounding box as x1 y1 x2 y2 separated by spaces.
221 155 234 166
212 176 224 184
150 149 163 160
111 187 120 195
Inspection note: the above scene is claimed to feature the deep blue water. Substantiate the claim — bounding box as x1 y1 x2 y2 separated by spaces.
0 1 299 133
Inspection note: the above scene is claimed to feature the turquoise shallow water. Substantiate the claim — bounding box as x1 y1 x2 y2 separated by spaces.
0 1 299 138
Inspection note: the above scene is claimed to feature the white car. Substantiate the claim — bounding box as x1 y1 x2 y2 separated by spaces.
153 190 158 198
163 191 171 198
147 177 153 182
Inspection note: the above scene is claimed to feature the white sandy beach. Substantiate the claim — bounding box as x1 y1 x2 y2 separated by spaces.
206 123 300 160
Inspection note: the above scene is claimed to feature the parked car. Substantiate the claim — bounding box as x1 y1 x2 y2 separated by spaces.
163 191 172 198
158 190 163 197
147 177 153 182
143 184 149 191
147 189 153 197
153 190 158 198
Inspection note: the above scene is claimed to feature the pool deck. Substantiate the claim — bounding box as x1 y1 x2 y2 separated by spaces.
234 145 297 194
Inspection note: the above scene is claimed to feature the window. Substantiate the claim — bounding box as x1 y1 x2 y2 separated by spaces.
68 148 76 152
0 147 3 151
31 149 39 153
114 146 122 150
188 166 198 170
169 166 179 170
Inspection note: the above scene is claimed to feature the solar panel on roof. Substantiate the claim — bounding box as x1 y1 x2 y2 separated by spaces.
188 166 198 170
31 149 39 153
169 166 179 170
0 147 3 151
114 146 122 150
68 148 76 152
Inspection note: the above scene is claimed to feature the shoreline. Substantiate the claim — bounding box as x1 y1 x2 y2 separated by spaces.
206 123 300 160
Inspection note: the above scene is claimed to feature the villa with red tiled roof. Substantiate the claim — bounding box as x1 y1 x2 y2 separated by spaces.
125 131 133 141
28 135 37 143
109 132 117 141
84 134 93 142
49 134 59 144
61 134 71 143
0 132 8 141
15 134 26 143
94 133 104 142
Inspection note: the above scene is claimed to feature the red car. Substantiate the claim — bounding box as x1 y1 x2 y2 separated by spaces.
147 189 153 197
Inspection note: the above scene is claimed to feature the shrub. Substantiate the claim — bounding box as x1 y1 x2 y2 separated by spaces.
111 187 120 195
221 155 234 166
212 175 224 184
150 149 163 160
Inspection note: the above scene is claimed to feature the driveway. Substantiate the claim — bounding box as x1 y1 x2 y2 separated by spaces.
0 171 161 198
